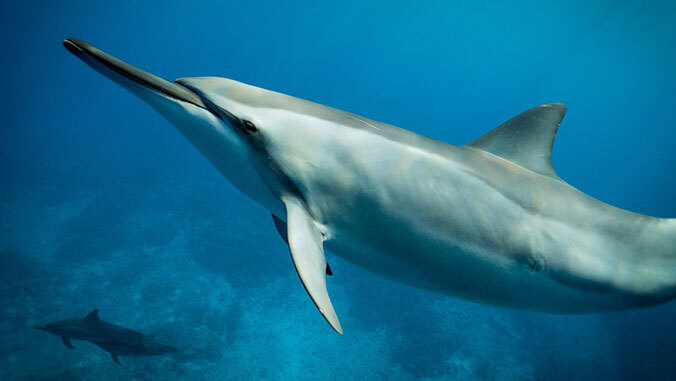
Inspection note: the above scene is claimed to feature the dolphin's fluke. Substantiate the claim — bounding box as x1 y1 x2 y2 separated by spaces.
283 196 343 335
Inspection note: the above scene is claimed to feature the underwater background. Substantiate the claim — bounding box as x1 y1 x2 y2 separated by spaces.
2 0 676 380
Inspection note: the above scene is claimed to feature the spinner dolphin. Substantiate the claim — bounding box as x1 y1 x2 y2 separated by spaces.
63 38 676 334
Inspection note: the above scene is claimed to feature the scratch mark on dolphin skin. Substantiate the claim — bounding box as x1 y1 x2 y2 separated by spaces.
343 112 381 131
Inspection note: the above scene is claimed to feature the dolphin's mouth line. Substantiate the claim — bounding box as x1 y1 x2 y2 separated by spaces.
63 38 207 109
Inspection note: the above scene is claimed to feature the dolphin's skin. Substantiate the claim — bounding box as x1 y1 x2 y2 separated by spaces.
63 38 676 334
35 309 143 348
93 337 177 365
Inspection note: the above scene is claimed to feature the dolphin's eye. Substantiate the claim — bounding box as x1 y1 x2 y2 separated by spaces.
242 120 257 133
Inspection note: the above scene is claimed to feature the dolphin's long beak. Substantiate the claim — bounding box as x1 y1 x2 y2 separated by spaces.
34 326 47 331
62 37 282 216
63 37 206 109
63 37 242 127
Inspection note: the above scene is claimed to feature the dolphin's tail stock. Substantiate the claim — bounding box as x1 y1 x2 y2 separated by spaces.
613 215 676 307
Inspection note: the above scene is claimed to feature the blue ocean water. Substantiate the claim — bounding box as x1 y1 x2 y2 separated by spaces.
1 0 675 379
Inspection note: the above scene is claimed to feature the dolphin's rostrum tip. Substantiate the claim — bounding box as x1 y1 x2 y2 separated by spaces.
63 38 83 56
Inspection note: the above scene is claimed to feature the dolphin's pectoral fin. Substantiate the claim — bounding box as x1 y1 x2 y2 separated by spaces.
282 196 342 334
112 353 120 365
61 337 74 349
272 213 333 276
467 103 567 178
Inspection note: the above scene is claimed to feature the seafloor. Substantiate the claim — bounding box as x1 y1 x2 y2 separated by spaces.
2 175 675 381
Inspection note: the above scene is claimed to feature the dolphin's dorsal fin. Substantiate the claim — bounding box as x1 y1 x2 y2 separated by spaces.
282 196 342 335
85 309 100 321
467 103 567 178
112 353 120 365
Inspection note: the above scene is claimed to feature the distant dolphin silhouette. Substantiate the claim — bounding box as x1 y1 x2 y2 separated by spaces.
63 38 676 335
36 309 142 349
93 336 177 365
